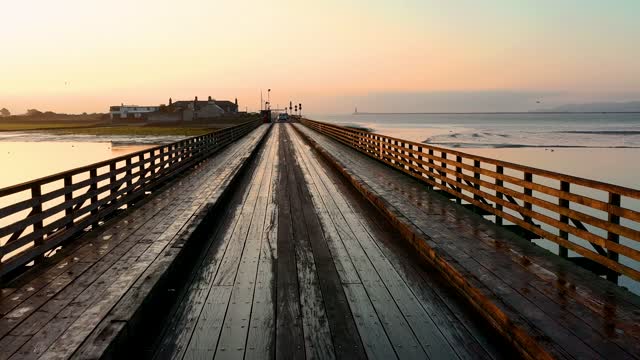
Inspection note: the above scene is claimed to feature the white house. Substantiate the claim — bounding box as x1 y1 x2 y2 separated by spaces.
109 105 160 120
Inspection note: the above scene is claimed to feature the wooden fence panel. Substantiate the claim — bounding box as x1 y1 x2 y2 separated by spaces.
301 119 640 284
0 120 261 277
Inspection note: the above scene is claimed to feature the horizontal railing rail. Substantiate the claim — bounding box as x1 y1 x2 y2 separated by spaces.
301 119 640 285
0 119 262 277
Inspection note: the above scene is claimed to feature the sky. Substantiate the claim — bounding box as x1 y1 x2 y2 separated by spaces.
1 0 639 114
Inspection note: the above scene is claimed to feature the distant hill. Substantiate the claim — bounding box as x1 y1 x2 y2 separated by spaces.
533 101 640 113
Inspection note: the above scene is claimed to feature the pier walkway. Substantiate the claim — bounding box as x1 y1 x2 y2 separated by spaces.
1 121 639 359
151 124 509 360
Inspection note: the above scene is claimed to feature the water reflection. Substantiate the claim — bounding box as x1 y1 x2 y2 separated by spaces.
0 140 153 253
0 141 152 189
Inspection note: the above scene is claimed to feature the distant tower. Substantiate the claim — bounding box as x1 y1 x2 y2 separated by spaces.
169 98 172 106
235 98 238 113
208 96 212 101
355 106 358 114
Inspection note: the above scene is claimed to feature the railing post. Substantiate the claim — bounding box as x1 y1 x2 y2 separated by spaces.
474 160 481 202
495 166 503 225
64 175 73 230
407 143 414 173
441 151 447 190
523 172 533 226
418 145 424 179
559 181 570 258
379 136 383 159
126 158 133 206
109 162 117 200
456 156 462 204
139 154 145 182
607 192 621 284
90 168 98 219
31 184 44 263
428 149 435 188
162 146 168 170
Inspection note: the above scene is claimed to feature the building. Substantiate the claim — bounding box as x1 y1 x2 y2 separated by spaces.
110 96 239 123
213 98 239 113
170 96 225 121
109 105 160 120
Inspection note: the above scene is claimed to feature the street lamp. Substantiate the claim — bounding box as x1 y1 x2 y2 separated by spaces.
267 89 271 110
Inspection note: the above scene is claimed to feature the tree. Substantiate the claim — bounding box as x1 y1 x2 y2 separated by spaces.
26 109 43 116
0 108 9 117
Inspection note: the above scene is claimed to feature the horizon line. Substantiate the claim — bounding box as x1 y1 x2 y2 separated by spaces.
351 111 640 115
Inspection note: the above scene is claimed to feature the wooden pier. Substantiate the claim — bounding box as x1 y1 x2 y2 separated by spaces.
1 120 639 359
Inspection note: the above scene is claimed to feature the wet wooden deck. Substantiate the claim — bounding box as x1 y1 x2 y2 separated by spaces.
0 125 270 360
2 122 639 359
151 124 510 360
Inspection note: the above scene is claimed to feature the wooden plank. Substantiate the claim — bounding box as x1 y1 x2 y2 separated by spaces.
296 143 454 358
343 284 397 360
245 126 279 360
150 128 271 360
275 128 305 360
284 126 367 360
214 126 277 360
183 286 233 360
284 131 361 285
9 243 150 359
421 215 633 359
286 125 424 359
281 127 335 360
441 208 640 356
153 141 263 358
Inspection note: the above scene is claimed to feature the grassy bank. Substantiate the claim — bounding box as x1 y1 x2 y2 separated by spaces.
1 114 261 136
53 126 215 136
0 122 105 132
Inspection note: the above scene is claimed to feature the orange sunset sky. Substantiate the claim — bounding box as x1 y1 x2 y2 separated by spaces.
1 0 639 114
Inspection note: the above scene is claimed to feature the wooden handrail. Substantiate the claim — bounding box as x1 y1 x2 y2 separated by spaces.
301 119 640 284
0 119 262 277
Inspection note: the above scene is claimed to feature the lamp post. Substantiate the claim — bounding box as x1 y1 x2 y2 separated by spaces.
267 89 271 110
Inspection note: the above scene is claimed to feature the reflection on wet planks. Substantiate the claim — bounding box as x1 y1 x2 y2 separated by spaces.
153 124 513 360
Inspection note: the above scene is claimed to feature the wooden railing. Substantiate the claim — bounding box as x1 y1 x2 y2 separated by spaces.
0 119 262 277
301 119 640 284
